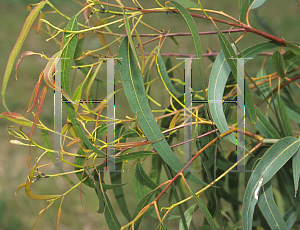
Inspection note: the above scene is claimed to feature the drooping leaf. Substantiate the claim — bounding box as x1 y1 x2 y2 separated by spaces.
110 124 131 222
74 37 89 75
284 50 300 71
214 24 257 124
118 36 207 186
170 0 205 101
187 184 218 230
292 137 300 196
156 52 181 96
103 193 121 230
285 40 300 56
123 8 140 70
251 0 267 9
240 0 267 24
60 16 107 158
272 50 285 79
283 206 298 229
238 41 281 60
245 106 280 139
136 161 164 193
132 191 155 229
134 174 147 201
110 162 131 221
208 50 237 145
2 0 46 112
242 137 300 230
257 181 288 230
276 94 293 137
179 204 198 230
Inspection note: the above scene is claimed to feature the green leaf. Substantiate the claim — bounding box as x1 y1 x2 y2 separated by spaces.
110 126 131 222
283 206 298 229
134 175 147 201
284 50 300 71
285 40 300 56
242 137 300 230
2 0 46 112
179 204 198 230
257 181 288 230
292 137 300 196
170 0 205 101
61 16 107 158
118 36 207 186
245 106 280 139
251 0 267 9
207 50 237 145
162 163 188 230
238 41 282 60
132 191 155 229
276 94 293 136
188 186 218 230
85 61 102 101
156 52 181 96
74 37 89 75
136 161 164 193
272 50 286 79
95 188 105 214
103 193 121 230
240 0 267 24
214 25 257 124
123 9 140 70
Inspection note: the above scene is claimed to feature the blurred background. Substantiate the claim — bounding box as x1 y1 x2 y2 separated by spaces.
0 0 299 229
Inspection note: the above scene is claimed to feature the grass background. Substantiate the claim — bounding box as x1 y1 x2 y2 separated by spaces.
0 0 299 229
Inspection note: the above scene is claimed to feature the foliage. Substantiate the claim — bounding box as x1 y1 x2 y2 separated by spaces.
2 0 300 229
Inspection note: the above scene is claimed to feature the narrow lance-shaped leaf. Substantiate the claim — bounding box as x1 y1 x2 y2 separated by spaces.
238 41 282 60
2 0 46 112
60 16 107 157
156 52 181 96
285 40 300 56
257 181 288 230
170 0 205 101
272 50 285 79
110 124 131 222
118 36 207 186
179 204 198 230
240 0 267 24
136 161 164 193
0 112 33 127
123 9 141 70
103 193 121 230
292 136 300 196
182 177 218 230
214 23 257 124
276 94 293 137
208 50 237 145
245 105 280 139
242 137 300 230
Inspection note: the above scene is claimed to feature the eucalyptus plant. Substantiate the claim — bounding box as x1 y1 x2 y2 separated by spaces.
2 0 300 229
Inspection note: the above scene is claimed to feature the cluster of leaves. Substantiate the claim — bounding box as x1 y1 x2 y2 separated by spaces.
1 0 300 229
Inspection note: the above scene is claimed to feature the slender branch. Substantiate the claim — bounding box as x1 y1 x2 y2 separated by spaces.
138 51 283 58
95 0 287 46
98 28 246 37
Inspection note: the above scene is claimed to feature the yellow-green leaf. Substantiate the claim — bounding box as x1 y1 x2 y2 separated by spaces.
2 0 46 112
